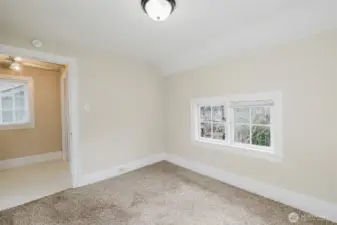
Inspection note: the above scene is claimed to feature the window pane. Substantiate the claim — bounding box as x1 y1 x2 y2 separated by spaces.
200 122 211 138
212 105 226 122
234 124 250 144
0 80 30 126
15 96 25 110
15 90 25 97
212 123 225 140
15 110 26 122
200 106 211 121
234 108 250 123
252 126 271 147
2 110 13 123
1 96 13 110
252 107 270 125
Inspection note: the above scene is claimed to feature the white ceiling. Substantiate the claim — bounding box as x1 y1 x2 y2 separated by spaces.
0 0 336 75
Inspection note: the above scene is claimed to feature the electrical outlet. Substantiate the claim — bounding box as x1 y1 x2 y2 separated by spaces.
118 167 126 173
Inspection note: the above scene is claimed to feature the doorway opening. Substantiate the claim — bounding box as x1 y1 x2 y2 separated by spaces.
0 45 79 211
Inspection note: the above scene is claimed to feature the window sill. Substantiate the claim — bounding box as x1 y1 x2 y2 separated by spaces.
193 139 283 163
0 122 35 130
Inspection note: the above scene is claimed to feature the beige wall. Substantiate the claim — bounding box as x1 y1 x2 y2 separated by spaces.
165 30 337 204
0 67 62 160
77 58 164 174
1 30 335 205
0 33 165 174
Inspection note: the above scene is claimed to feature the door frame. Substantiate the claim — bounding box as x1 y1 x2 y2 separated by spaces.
0 43 80 187
60 68 69 161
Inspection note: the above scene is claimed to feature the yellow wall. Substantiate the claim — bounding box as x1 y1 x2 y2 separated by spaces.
0 67 62 160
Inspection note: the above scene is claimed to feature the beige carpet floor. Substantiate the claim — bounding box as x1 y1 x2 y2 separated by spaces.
0 162 334 225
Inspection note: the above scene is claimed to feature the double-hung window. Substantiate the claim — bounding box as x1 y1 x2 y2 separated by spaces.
192 92 282 161
0 75 34 130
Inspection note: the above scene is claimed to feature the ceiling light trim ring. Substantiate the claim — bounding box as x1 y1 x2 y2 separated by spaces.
141 0 176 21
141 0 176 13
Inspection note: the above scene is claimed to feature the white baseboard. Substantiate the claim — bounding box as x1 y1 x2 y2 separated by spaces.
165 154 337 223
0 151 62 171
78 153 166 187
62 152 337 223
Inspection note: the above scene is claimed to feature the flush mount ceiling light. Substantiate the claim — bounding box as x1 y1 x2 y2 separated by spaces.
141 0 176 21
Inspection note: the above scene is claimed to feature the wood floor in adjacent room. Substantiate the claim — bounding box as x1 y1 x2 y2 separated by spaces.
0 161 334 225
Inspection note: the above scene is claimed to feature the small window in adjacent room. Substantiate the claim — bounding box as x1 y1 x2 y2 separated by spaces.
0 75 34 130
192 92 282 161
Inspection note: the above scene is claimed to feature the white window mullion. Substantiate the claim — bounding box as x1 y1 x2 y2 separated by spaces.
232 106 234 144
267 115 273 148
12 94 16 122
24 84 30 122
197 105 201 140
249 108 252 145
210 105 213 139
0 92 2 123
224 104 227 143
228 106 232 145
251 124 270 127
198 105 203 140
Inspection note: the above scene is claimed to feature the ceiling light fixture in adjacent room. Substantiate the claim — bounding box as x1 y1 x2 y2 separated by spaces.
10 62 21 71
141 0 176 21
14 57 22 62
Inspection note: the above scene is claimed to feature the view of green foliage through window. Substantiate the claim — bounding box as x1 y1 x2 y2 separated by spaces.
234 107 271 147
199 105 271 148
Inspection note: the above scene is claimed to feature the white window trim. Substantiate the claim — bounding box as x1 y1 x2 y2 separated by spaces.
191 92 283 162
0 75 35 130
